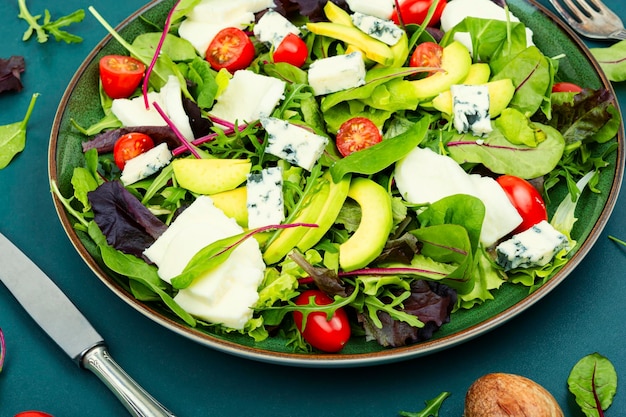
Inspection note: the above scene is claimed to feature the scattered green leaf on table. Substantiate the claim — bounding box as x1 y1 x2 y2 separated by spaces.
398 392 450 417
18 0 85 44
567 352 617 417
0 92 38 169
590 40 626 82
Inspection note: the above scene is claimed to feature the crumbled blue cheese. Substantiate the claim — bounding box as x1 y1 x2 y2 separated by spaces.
351 12 402 46
253 9 300 47
346 0 394 19
210 70 286 124
246 166 285 229
307 51 366 96
120 143 172 186
495 220 570 271
261 117 329 171
451 84 492 137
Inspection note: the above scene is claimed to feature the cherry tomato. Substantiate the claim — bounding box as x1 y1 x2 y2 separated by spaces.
293 290 351 353
552 81 583 93
496 175 548 234
99 55 146 99
113 132 155 170
205 27 255 72
409 41 443 70
14 412 54 417
335 117 382 157
391 0 448 27
273 33 308 68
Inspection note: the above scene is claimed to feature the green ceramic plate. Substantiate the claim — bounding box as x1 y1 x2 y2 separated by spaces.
49 0 624 366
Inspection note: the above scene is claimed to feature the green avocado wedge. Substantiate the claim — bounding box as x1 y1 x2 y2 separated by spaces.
339 178 393 272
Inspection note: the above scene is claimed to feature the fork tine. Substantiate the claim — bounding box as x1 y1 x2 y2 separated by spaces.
562 0 587 22
589 0 625 22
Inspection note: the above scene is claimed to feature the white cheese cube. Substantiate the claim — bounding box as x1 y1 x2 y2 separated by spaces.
246 166 285 229
495 220 570 271
111 92 167 128
253 9 300 47
179 15 255 57
307 51 366 96
210 70 286 124
351 12 402 46
346 0 394 19
451 84 492 137
120 143 172 185
261 117 329 171
143 195 266 330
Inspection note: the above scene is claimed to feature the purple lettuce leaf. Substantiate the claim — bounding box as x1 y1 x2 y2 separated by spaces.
0 56 26 94
273 0 349 21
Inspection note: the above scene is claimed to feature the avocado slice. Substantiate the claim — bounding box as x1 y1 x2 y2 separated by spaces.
173 158 251 195
339 178 393 272
462 63 491 85
210 187 248 227
431 78 516 118
411 41 472 100
297 173 351 252
323 1 353 26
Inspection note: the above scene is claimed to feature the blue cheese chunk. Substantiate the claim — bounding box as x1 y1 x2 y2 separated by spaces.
495 220 570 271
351 12 402 46
120 143 172 185
261 117 329 171
451 84 492 137
307 51 366 96
253 9 300 47
246 166 285 229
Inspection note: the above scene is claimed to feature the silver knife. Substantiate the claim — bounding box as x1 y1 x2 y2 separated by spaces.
0 232 176 417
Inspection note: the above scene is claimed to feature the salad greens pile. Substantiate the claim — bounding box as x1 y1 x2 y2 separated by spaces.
52 0 621 352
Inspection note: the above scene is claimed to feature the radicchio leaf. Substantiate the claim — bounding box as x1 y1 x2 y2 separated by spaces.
358 280 456 347
88 181 167 257
289 251 347 297
0 56 26 94
82 125 181 153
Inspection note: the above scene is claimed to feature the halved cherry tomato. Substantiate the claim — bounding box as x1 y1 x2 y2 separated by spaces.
273 33 308 68
293 290 351 353
391 0 448 27
14 412 54 417
99 55 146 99
496 175 548 234
409 41 443 70
552 81 583 93
335 117 382 157
113 132 155 170
205 27 255 72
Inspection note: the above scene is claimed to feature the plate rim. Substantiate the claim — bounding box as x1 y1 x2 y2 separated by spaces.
48 0 625 367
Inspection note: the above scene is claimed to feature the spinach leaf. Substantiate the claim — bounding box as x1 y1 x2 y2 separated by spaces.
590 40 626 82
0 93 38 169
180 57 219 109
330 116 429 182
132 33 197 62
567 352 617 417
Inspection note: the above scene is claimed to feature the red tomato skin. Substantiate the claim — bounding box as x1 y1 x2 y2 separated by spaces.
113 132 155 170
14 412 54 417
273 33 308 68
293 290 351 353
335 117 382 157
205 27 255 72
496 175 548 234
552 82 583 93
391 0 448 27
409 41 443 70
99 55 146 99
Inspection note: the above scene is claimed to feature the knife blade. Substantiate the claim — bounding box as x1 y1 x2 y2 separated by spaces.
0 232 176 417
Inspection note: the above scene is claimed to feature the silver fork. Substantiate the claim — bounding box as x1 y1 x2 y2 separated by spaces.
549 0 626 40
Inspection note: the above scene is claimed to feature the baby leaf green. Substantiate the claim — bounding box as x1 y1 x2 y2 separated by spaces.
0 92 38 169
567 352 617 417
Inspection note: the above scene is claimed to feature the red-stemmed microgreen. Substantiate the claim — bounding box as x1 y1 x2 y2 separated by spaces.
151 101 202 159
0 327 5 373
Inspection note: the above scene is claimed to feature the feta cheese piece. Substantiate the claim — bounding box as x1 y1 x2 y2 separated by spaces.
261 117 329 171
143 195 265 330
451 84 492 137
307 51 366 96
253 9 300 47
246 166 285 229
120 143 172 185
495 220 570 271
159 76 194 141
210 70 286 124
394 147 522 247
346 0 394 19
111 92 167 127
351 12 402 46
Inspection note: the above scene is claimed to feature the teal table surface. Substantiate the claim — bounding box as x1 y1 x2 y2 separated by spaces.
1 0 625 416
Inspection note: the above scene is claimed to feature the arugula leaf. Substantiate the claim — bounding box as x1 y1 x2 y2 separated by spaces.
0 92 38 169
398 392 451 417
18 0 84 44
567 353 617 417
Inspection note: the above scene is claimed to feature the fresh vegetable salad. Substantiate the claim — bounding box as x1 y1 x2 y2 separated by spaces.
52 0 621 354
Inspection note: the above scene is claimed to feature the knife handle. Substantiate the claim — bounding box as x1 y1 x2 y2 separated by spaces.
82 344 176 417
